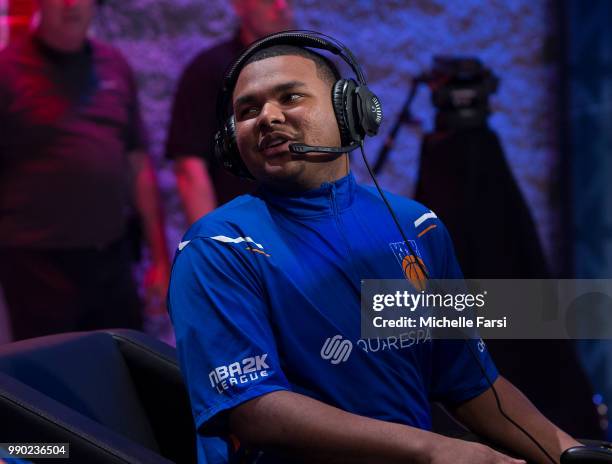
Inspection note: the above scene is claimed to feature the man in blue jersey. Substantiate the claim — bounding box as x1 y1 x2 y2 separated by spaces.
168 34 581 463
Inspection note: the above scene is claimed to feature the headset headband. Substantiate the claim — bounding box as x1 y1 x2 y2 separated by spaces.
216 30 368 126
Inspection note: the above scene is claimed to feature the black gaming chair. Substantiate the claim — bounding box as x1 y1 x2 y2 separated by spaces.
0 330 196 463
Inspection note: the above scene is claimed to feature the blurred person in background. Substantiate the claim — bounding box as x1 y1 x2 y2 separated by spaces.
0 0 170 341
165 0 294 225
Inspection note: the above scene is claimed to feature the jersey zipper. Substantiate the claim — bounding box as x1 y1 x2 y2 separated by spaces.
330 184 360 280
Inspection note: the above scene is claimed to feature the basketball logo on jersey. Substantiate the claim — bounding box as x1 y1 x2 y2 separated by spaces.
389 240 428 291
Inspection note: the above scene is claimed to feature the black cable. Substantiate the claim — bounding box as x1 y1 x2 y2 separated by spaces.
464 342 557 464
358 142 429 280
359 142 557 464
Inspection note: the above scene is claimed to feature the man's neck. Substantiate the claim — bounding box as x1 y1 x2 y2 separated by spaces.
264 156 350 194
307 160 350 191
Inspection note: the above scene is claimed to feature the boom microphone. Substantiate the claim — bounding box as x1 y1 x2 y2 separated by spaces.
289 143 360 155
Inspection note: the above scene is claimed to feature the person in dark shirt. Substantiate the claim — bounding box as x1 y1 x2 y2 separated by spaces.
0 0 169 341
165 0 294 224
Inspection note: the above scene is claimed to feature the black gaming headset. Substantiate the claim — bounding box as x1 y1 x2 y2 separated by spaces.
214 30 383 179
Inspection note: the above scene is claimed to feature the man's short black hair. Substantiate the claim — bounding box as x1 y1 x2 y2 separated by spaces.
243 45 341 87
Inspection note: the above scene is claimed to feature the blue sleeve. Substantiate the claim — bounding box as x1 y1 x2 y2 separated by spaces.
168 237 291 433
430 221 499 406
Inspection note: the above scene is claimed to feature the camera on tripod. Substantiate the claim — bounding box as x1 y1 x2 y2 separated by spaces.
420 56 499 130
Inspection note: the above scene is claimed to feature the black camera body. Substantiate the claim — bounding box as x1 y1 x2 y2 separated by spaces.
424 56 499 131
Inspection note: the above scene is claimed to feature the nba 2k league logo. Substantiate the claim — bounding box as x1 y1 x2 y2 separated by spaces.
321 335 353 364
209 354 270 394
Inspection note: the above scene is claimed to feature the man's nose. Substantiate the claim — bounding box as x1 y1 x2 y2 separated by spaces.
257 102 285 129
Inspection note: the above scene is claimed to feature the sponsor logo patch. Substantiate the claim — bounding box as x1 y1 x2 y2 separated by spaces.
322 331 432 366
321 335 353 364
209 354 270 394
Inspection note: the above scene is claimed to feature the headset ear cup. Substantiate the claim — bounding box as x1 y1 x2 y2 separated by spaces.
214 116 254 179
332 79 360 146
226 114 238 159
355 86 383 137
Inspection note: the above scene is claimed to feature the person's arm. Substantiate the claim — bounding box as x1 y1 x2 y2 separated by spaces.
165 54 219 225
229 389 526 464
173 156 217 225
114 49 170 315
451 376 582 464
128 149 170 314
429 222 576 463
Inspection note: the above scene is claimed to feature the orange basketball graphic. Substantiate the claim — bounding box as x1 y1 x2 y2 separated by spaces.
402 255 428 291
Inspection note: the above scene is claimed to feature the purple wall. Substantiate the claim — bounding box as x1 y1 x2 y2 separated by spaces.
93 0 560 270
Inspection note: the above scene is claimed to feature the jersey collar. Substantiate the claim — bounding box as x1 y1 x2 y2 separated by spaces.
258 172 356 218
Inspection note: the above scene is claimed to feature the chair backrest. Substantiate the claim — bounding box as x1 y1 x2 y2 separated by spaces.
0 330 196 463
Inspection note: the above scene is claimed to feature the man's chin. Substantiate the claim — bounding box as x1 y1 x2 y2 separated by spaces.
262 163 300 179
256 159 305 185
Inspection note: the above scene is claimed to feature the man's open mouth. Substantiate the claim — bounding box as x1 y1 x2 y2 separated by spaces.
258 133 295 151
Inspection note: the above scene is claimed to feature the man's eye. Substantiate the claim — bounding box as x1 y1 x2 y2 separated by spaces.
240 107 259 118
283 93 303 103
